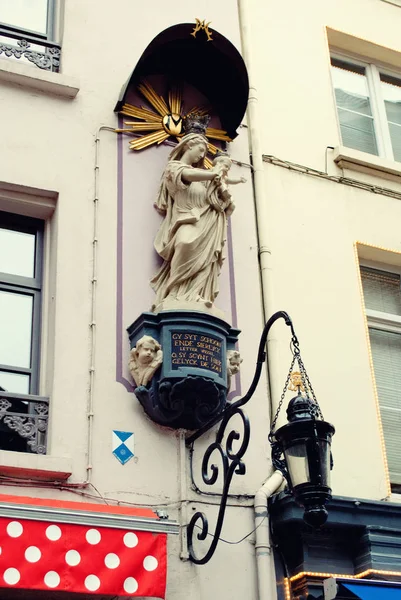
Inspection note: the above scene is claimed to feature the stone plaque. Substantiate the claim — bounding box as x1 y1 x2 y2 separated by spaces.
171 331 223 376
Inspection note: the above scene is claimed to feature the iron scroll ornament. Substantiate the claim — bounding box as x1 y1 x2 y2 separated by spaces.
185 310 297 565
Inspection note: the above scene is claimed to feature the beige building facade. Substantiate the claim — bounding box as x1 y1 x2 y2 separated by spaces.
2 1 401 599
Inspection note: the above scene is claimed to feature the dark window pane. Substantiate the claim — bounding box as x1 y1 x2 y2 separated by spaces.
0 290 33 368
0 0 48 35
0 371 30 394
0 227 35 278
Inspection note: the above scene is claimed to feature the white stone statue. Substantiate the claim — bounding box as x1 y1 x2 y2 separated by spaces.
226 350 243 391
150 134 246 313
129 335 163 387
208 153 246 218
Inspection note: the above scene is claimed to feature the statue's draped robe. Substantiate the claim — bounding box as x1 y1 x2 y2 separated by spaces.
151 161 228 305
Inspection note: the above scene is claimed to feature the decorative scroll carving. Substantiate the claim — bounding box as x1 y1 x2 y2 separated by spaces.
0 39 60 72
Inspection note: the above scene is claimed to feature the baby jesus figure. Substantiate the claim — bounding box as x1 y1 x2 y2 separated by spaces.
208 152 246 216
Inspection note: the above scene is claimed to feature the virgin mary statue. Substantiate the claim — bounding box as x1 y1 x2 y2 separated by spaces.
150 132 232 312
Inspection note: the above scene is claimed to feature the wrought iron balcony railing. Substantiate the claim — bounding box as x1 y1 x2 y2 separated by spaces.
0 391 49 454
0 24 60 72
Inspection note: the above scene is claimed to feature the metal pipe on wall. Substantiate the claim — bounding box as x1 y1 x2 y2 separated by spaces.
254 471 284 600
237 3 284 600
236 0 283 423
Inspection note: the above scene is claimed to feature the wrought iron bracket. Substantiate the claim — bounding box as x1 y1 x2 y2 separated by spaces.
186 310 296 564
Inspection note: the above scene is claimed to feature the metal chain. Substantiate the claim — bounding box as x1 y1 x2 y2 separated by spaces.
269 335 324 436
269 353 297 439
297 355 324 420
291 334 324 419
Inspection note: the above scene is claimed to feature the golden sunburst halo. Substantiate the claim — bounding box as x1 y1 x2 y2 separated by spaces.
115 80 232 167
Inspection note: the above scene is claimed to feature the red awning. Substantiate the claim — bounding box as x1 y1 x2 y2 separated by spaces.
0 494 176 598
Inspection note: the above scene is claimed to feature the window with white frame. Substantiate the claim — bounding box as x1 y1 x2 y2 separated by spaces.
360 266 401 488
331 56 401 163
0 0 60 72
0 210 49 454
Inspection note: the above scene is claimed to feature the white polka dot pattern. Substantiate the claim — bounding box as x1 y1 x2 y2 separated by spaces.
45 525 62 541
44 571 60 588
7 522 23 538
104 553 120 569
85 528 101 545
85 574 100 591
143 555 158 571
0 518 164 595
124 576 139 593
25 546 41 563
4 568 20 585
123 531 138 548
65 549 81 566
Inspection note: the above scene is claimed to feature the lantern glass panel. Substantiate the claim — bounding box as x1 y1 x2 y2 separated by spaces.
319 439 331 486
285 442 310 487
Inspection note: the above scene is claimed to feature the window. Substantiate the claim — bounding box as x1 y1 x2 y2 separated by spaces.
0 211 48 454
331 56 401 163
0 0 60 72
360 266 401 489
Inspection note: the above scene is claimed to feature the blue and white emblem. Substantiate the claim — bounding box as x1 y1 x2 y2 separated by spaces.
112 430 134 465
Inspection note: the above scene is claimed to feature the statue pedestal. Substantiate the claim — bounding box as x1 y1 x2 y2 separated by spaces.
152 299 226 321
127 311 240 430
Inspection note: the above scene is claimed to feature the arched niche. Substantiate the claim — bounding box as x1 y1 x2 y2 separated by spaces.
114 23 249 140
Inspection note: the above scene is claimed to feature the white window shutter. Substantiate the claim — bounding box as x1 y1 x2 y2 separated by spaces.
361 268 401 485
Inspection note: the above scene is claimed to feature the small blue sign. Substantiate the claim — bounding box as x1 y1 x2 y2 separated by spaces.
112 430 134 465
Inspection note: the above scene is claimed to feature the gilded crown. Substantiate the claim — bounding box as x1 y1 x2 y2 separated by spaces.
184 112 211 136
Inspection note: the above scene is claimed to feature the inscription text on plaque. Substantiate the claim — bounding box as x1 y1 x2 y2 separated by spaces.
171 331 223 376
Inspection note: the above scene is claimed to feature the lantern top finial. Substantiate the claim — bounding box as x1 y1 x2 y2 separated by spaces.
288 371 304 392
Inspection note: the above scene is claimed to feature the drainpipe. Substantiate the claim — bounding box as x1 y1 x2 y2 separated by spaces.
255 471 284 600
236 0 283 419
236 5 286 597
237 0 273 322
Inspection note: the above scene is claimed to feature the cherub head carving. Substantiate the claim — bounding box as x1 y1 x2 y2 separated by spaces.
226 350 243 391
129 335 163 388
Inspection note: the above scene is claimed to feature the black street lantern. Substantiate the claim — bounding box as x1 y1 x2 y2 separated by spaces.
273 392 335 527
186 311 335 565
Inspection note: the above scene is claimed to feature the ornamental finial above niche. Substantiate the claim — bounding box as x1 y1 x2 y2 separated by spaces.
190 18 213 42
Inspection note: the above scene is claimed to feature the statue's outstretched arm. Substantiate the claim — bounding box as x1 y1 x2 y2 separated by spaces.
226 176 247 185
182 167 219 184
